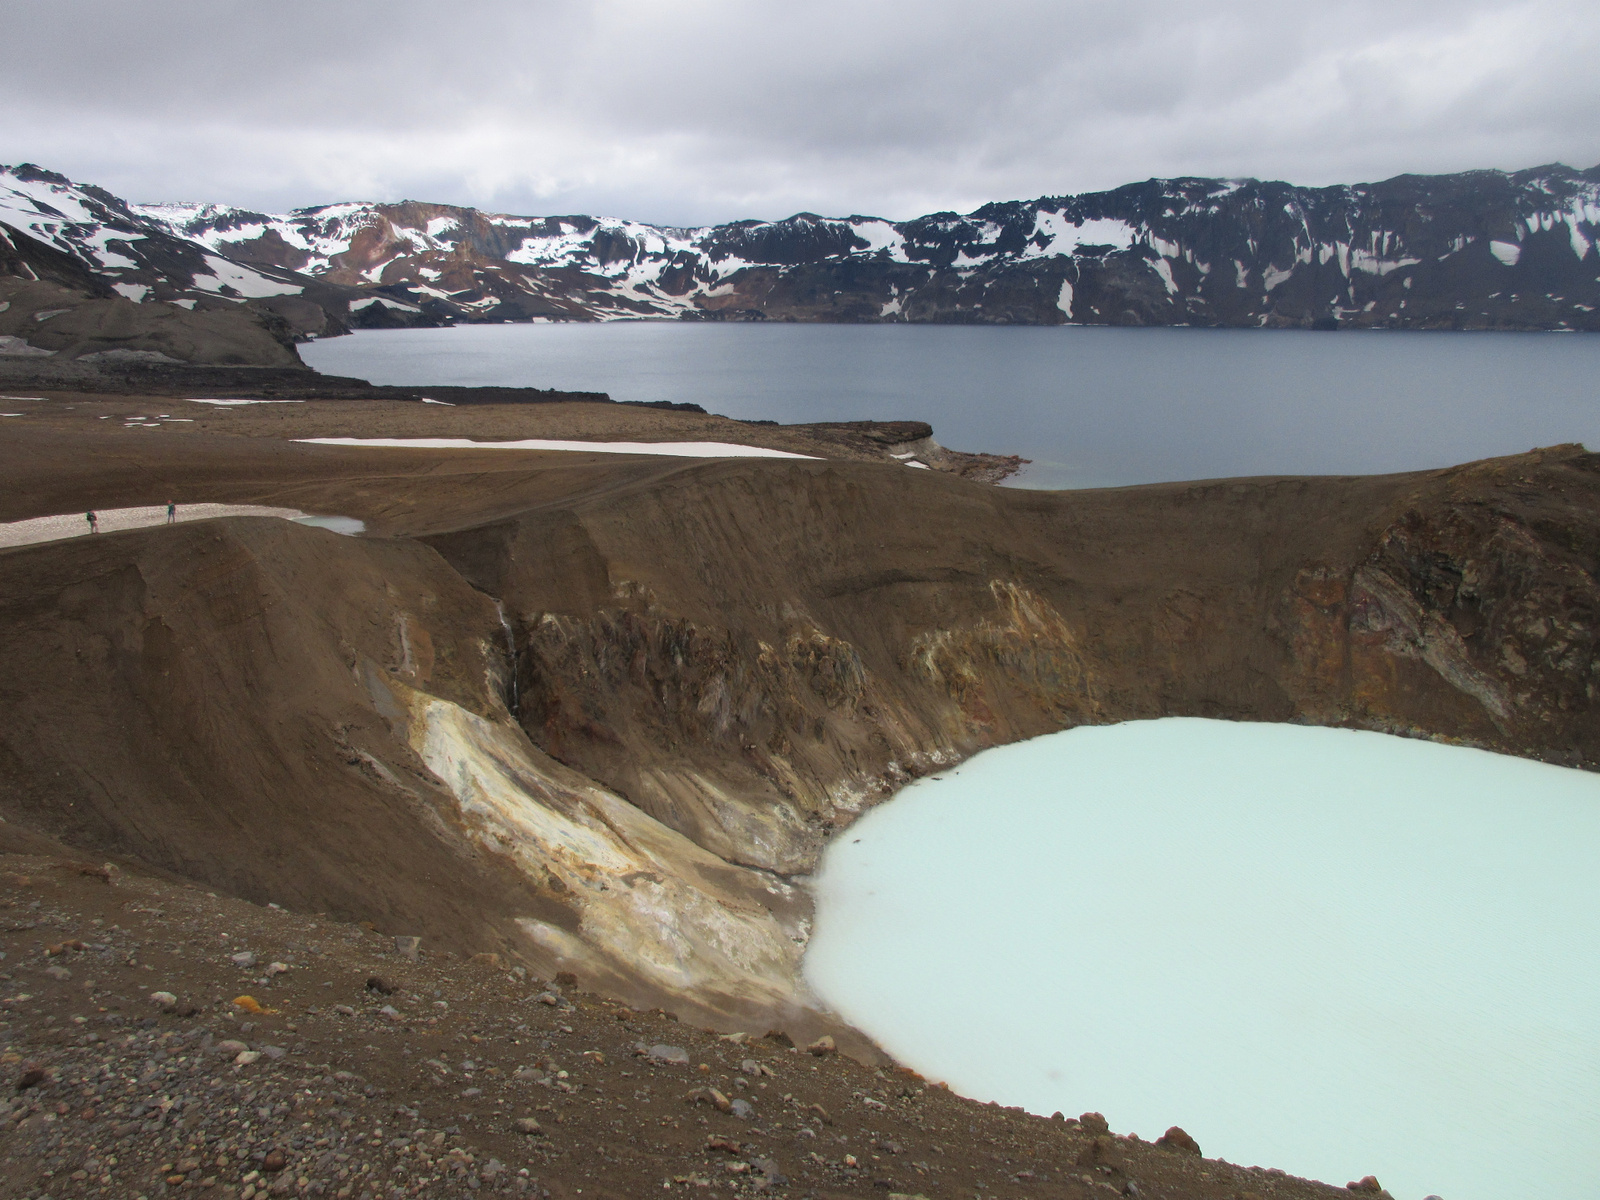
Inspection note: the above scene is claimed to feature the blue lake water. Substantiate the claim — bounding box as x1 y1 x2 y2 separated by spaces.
802 720 1600 1200
303 323 1600 488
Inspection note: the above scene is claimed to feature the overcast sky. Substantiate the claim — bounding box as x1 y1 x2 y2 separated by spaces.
3 0 1597 226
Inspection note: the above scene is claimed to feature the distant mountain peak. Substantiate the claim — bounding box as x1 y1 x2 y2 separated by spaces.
4 161 1599 337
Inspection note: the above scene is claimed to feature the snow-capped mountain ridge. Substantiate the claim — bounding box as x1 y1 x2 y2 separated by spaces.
5 161 1600 335
0 165 311 306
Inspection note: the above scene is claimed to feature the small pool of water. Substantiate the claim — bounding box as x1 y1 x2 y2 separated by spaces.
802 719 1600 1200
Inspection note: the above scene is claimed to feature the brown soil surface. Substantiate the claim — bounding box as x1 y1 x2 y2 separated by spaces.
0 395 1020 496
0 394 1592 1194
0 852 1366 1200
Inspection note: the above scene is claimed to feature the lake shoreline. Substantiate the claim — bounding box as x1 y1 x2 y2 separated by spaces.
806 718 1600 1200
302 322 1600 489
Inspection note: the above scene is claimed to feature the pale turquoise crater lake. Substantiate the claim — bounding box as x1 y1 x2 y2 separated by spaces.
801 720 1600 1200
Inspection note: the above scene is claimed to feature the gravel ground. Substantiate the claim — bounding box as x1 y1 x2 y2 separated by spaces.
0 855 1365 1200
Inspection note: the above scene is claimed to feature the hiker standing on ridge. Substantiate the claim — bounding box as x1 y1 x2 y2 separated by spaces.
167 501 176 524
86 511 97 534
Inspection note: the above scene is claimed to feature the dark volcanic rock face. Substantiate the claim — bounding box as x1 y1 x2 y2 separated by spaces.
5 160 1600 336
1273 450 1600 755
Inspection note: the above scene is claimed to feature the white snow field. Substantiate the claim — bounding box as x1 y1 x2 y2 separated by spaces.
295 437 818 459
185 398 306 406
804 718 1600 1200
0 506 365 549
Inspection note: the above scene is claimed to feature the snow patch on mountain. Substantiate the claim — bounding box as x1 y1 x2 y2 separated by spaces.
1489 241 1522 266
6 160 1600 333
1056 279 1074 318
192 254 302 298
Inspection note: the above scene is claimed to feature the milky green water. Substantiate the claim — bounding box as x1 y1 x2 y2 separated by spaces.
802 720 1600 1200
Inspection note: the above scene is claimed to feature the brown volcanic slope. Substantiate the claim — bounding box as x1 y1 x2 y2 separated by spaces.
0 400 1595 1057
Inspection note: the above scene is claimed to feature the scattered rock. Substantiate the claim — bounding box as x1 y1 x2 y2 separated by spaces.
1077 1136 1121 1168
685 1088 733 1114
229 951 256 969
763 1029 794 1048
535 991 560 1007
43 964 70 980
1080 1111 1110 1135
1347 1178 1383 1193
263 961 289 977
394 936 420 960
365 975 393 995
805 1035 836 1057
751 1157 786 1185
0 844 1369 1200
1156 1126 1201 1156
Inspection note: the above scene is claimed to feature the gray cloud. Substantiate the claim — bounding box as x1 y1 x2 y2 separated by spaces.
1 0 1596 224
